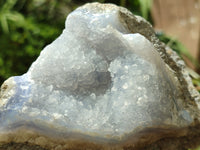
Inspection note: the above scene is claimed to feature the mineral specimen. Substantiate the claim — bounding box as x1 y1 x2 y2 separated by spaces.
0 2 200 150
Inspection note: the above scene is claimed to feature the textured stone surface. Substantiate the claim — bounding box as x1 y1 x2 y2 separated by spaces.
0 2 200 150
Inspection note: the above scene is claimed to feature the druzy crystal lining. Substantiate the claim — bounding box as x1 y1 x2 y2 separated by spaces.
0 3 191 140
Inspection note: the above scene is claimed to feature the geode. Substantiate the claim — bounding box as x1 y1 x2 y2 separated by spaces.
0 2 200 150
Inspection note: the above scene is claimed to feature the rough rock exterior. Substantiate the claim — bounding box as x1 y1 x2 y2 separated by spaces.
0 2 200 150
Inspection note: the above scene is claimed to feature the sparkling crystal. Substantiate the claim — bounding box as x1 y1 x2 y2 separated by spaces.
0 2 193 145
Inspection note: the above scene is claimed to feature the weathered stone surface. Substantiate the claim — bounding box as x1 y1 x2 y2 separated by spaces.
0 2 200 150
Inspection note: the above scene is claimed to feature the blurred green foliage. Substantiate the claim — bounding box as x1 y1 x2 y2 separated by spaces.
189 147 200 150
0 0 152 85
0 0 68 84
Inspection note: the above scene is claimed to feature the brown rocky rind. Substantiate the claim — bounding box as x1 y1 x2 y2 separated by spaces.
0 123 200 150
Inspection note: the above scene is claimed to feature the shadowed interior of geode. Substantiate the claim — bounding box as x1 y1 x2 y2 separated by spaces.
0 2 195 148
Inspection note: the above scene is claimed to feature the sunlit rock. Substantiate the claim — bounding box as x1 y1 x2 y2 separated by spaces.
0 2 200 150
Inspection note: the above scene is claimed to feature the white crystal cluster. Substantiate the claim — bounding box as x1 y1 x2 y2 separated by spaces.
0 4 188 139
